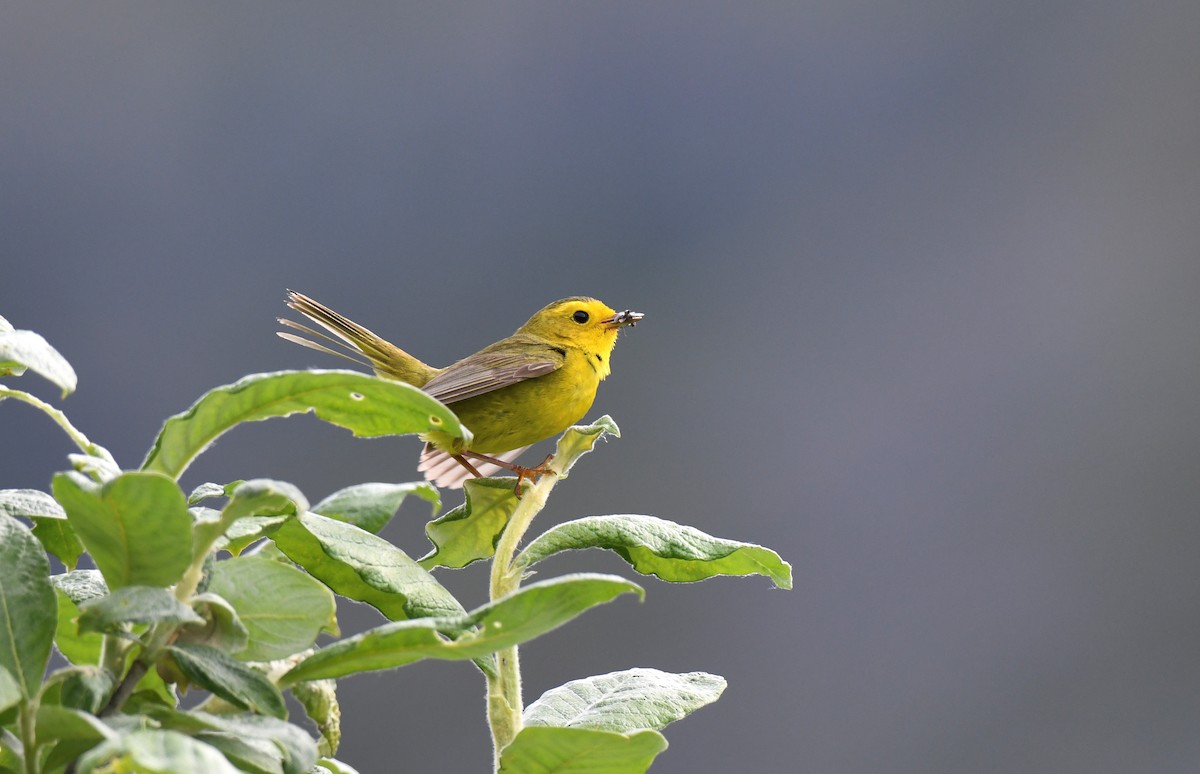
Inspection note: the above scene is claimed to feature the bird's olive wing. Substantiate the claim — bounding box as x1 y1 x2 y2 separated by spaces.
422 342 564 404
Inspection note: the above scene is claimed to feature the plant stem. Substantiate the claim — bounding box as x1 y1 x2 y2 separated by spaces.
485 469 560 770
0 387 116 466
18 698 38 774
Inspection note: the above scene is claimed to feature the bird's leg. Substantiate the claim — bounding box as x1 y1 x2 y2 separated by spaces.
451 454 484 479
462 451 556 497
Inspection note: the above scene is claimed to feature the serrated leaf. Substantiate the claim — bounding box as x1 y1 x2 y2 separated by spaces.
272 511 464 621
168 644 286 719
52 471 193 589
517 515 793 590
77 586 203 633
498 727 667 774
76 728 240 774
207 556 336 661
282 574 642 684
524 669 726 732
312 481 440 534
0 328 77 397
552 415 620 477
0 514 56 697
419 477 520 570
141 369 470 479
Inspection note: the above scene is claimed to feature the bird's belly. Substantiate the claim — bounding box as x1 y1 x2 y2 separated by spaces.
434 368 598 454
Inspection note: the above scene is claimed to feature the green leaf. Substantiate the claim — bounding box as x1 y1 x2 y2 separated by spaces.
35 704 117 747
176 592 250 654
312 481 440 534
52 471 193 589
59 665 115 714
221 479 308 524
141 369 470 479
191 732 282 774
552 415 620 477
76 728 241 774
77 587 203 633
0 667 19 715
517 515 793 590
219 516 290 556
0 328 77 397
272 512 465 621
187 482 228 505
283 574 642 684
0 489 66 520
143 709 317 774
0 514 56 698
168 644 287 719
498 727 667 774
315 758 360 774
0 729 22 772
31 518 84 570
0 489 84 569
51 584 105 665
67 451 122 483
49 570 108 604
206 556 336 661
419 477 520 570
195 479 307 558
524 669 726 732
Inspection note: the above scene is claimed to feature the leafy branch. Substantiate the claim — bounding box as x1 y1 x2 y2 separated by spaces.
0 312 791 773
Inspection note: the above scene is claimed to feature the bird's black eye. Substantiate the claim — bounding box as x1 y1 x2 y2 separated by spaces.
572 310 589 324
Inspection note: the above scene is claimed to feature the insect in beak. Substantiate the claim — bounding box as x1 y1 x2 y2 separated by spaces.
602 310 644 329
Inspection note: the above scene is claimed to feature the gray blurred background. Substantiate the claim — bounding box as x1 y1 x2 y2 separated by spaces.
4 3 1200 772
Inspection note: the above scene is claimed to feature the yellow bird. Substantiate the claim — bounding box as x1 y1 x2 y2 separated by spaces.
278 291 642 489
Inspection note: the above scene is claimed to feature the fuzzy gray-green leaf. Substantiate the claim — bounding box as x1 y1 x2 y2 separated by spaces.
207 556 336 661
0 328 77 397
141 369 469 479
272 511 464 622
498 727 667 773
518 514 793 590
313 481 440 534
52 471 193 589
524 668 726 732
168 644 286 719
0 514 56 697
77 586 203 633
282 574 642 684
419 477 520 570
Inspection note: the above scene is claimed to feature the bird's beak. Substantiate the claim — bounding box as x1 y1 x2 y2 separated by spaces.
602 309 644 329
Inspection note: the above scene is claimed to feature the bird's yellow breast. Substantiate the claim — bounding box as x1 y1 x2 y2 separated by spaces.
426 348 601 455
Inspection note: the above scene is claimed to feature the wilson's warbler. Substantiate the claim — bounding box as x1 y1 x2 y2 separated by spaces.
278 291 642 489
